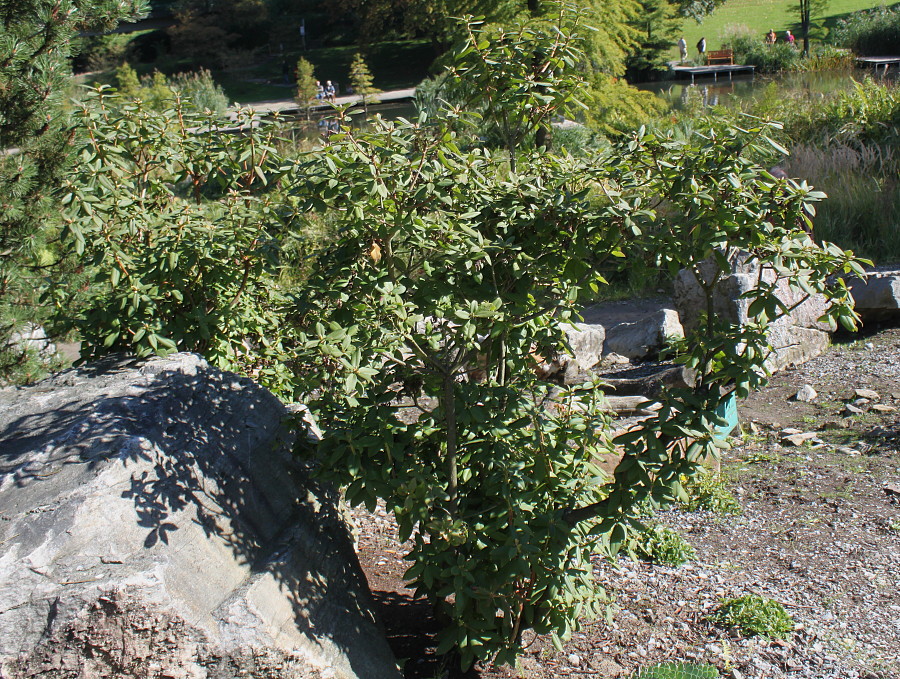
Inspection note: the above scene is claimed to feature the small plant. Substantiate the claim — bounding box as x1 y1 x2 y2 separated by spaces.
634 525 696 567
711 594 794 639
743 450 777 464
631 662 719 678
680 469 742 515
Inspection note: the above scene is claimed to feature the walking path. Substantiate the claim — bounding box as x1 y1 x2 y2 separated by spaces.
236 87 417 116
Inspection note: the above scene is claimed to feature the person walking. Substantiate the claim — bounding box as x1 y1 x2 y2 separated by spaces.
766 29 776 46
785 30 795 46
678 36 688 63
697 37 706 63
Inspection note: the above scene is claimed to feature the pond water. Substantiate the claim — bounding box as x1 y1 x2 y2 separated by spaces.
635 67 898 111
283 100 418 144
283 67 899 142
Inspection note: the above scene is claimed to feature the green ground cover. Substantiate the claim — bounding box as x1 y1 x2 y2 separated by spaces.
676 0 890 58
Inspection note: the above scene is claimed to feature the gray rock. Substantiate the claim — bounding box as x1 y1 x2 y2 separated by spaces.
794 384 818 402
846 271 900 322
603 308 684 360
843 403 864 415
0 353 399 679
674 252 833 373
545 322 606 384
4 323 56 360
781 431 817 446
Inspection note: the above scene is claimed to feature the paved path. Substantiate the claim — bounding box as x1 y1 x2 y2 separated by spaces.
236 87 417 116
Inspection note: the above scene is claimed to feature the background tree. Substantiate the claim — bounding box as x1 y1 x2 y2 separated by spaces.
295 57 319 119
0 0 146 381
798 0 830 55
167 0 269 67
348 53 381 113
676 0 728 21
626 0 681 78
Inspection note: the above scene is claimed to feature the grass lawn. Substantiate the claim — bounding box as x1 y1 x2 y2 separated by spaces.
676 0 891 58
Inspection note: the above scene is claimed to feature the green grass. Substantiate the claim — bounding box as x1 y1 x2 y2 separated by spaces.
676 0 890 59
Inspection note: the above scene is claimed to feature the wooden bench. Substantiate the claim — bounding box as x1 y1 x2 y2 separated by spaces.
706 49 734 65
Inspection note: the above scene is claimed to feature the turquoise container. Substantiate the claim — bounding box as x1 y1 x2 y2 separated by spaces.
713 392 739 440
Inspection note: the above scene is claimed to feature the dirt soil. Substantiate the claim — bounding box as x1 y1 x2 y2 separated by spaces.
354 326 900 679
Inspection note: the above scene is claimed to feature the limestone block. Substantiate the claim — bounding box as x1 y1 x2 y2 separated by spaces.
674 252 833 373
0 353 400 679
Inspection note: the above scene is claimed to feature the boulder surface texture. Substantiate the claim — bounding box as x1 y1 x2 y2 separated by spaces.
0 353 399 679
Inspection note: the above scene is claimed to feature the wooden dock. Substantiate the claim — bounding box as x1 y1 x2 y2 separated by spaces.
670 64 756 84
857 57 900 75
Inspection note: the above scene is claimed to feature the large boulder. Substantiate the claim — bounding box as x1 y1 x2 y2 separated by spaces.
846 269 900 322
535 322 606 384
674 252 833 372
603 308 684 361
0 353 400 679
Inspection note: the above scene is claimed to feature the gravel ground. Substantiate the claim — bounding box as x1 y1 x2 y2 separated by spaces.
354 326 900 679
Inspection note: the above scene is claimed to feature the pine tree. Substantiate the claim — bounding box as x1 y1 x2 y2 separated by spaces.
0 0 145 379
349 53 380 113
295 57 318 120
626 0 681 78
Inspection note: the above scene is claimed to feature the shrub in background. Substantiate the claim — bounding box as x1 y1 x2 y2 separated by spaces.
171 69 230 114
722 26 802 73
114 64 229 114
54 88 299 394
834 4 900 56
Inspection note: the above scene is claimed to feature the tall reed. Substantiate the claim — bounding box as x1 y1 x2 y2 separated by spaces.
784 143 900 261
